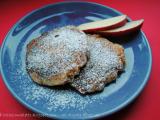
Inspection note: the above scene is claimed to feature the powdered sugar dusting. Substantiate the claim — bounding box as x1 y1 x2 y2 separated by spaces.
17 26 125 112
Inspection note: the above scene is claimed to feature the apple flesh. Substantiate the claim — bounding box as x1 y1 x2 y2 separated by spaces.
77 15 127 32
98 19 144 36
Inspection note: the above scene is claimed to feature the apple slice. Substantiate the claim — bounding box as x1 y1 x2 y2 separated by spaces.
77 15 127 32
98 19 144 36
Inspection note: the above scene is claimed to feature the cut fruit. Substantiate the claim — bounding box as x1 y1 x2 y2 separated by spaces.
77 15 127 32
98 19 144 36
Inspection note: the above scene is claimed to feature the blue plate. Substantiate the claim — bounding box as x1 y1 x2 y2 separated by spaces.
0 1 152 119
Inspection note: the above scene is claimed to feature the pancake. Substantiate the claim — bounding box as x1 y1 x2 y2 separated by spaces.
26 26 88 86
70 35 125 94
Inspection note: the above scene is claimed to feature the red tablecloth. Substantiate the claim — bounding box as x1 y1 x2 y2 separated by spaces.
0 0 160 120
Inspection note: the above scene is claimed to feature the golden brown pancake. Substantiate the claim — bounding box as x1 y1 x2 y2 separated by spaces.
70 35 125 94
26 26 88 86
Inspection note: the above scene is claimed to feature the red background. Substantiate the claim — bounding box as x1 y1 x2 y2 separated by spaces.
0 0 160 120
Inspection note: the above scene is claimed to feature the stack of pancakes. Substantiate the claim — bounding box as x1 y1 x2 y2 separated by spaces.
26 26 125 94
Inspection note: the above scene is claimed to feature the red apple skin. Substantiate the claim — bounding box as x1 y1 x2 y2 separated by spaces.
98 21 143 37
82 19 127 33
